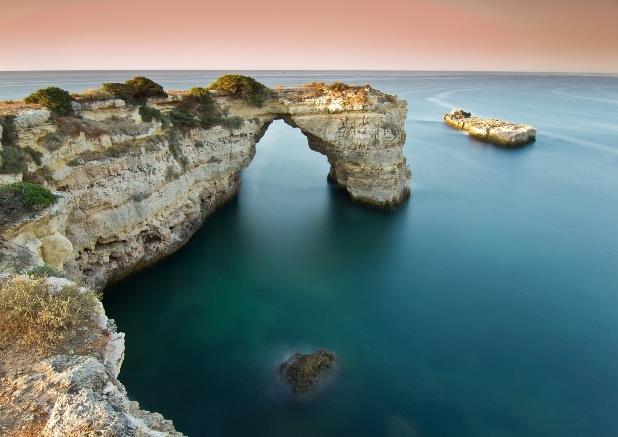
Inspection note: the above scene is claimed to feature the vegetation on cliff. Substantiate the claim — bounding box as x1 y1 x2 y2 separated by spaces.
167 86 244 130
24 87 73 116
0 181 56 227
0 276 100 354
207 74 269 107
138 105 162 122
102 76 167 104
302 81 372 106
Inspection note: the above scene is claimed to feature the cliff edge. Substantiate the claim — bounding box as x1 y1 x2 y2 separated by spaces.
0 76 409 436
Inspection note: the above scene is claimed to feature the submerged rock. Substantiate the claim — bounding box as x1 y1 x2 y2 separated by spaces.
386 415 420 437
279 349 337 396
444 109 536 147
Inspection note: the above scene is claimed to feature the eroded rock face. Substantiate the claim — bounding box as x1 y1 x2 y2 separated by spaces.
0 83 409 287
0 82 407 435
444 109 536 147
279 349 337 396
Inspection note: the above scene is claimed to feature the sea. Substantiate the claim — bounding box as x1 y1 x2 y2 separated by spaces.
1 71 617 437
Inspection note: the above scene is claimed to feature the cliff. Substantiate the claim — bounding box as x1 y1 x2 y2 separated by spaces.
0 77 409 435
444 109 536 146
1 80 409 288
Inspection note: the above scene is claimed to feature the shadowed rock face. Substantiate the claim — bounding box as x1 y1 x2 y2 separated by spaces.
444 109 536 147
279 349 337 396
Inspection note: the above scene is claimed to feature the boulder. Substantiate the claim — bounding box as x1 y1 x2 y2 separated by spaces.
279 349 337 396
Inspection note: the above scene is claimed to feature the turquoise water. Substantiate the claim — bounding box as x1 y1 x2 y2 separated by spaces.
2 72 618 436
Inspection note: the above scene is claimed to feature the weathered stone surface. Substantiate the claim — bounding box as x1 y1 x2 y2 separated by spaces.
40 232 73 270
0 275 183 437
1 82 409 287
279 349 337 396
0 81 407 435
444 109 536 147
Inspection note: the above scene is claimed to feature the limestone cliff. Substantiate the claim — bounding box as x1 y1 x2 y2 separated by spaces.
0 78 409 436
1 81 409 287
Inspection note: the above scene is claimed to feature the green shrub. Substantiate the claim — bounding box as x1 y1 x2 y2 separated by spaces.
168 87 221 129
125 76 166 100
169 109 199 128
139 106 162 122
102 76 167 104
199 113 218 129
24 87 73 116
188 87 213 103
207 75 269 107
0 182 56 227
0 181 55 209
100 82 133 101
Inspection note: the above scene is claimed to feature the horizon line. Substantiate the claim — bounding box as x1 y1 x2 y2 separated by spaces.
1 69 617 77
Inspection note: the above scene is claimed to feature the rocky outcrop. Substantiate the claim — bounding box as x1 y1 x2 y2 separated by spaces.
0 80 408 435
0 83 409 288
444 109 536 146
279 349 337 396
0 275 183 436
0 83 408 287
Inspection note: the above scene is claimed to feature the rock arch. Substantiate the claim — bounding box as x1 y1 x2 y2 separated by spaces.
1 84 410 286
232 86 411 209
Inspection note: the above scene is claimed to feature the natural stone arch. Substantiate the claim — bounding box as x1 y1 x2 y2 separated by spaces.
226 85 410 209
1 84 410 286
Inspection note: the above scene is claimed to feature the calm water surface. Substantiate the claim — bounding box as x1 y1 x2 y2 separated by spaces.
2 71 617 437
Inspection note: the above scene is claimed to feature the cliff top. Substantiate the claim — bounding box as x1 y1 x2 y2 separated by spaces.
0 75 404 118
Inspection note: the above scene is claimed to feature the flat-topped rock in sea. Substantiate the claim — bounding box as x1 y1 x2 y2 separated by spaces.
444 109 536 147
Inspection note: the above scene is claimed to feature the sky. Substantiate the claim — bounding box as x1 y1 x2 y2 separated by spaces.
1 0 617 73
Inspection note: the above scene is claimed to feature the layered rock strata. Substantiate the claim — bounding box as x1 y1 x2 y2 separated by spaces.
0 81 409 435
1 84 409 288
444 109 536 146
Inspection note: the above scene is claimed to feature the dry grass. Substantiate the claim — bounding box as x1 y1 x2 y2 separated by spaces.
72 88 115 103
0 276 101 354
301 82 369 106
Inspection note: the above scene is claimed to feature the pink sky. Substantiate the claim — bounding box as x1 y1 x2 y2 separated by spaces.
1 0 617 72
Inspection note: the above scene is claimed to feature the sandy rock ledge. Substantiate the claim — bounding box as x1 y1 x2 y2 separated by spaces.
444 109 536 147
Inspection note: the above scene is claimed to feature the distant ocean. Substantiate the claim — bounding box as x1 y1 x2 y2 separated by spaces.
3 71 618 437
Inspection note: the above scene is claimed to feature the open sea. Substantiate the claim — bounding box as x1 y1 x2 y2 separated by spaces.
2 71 617 437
